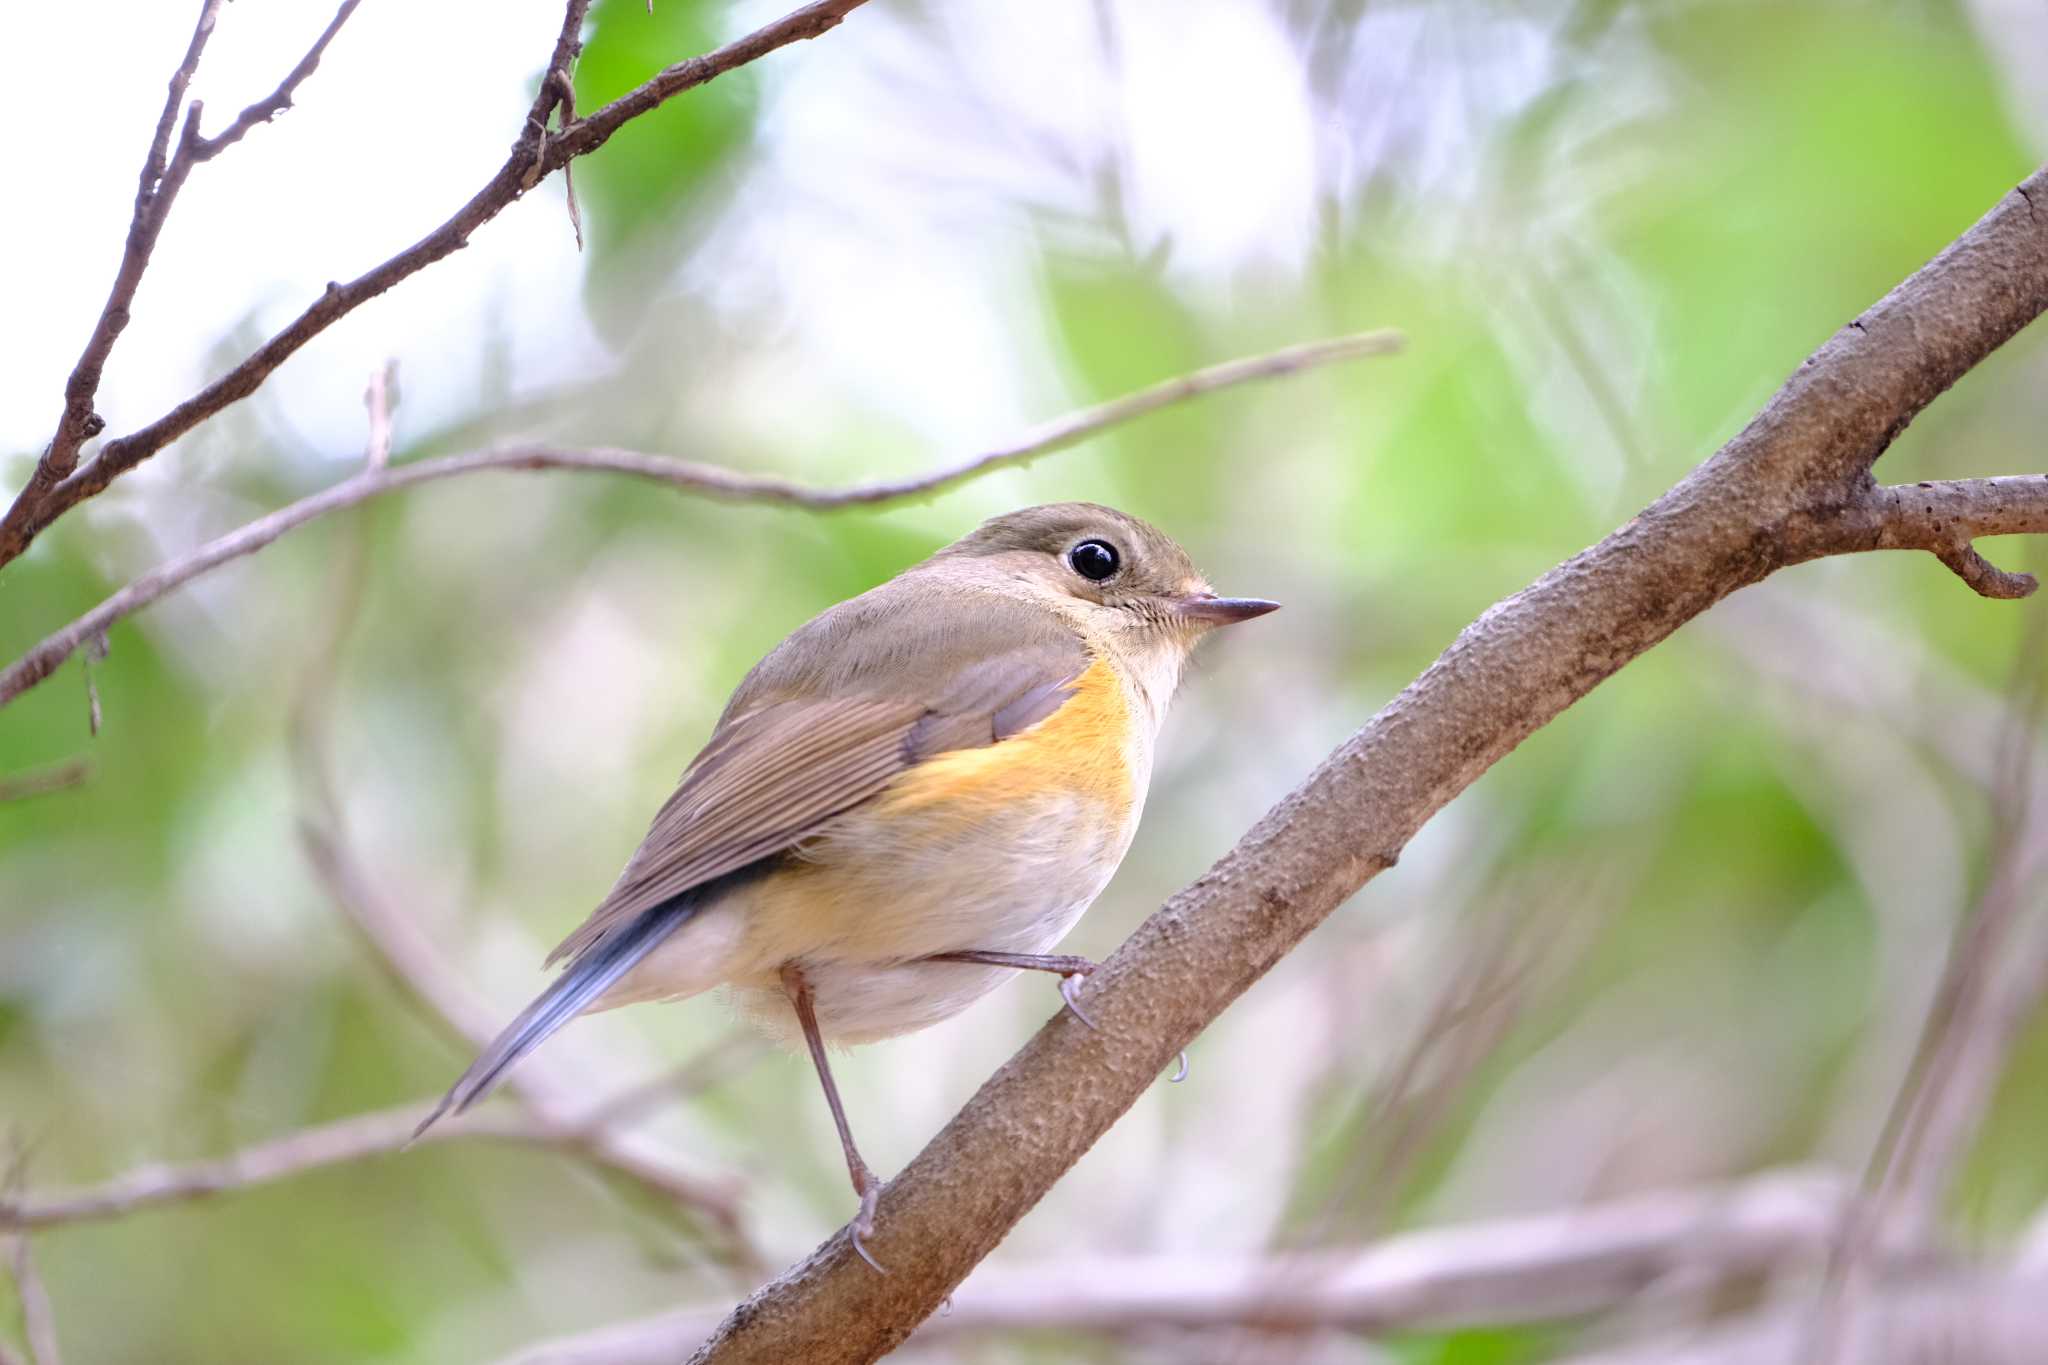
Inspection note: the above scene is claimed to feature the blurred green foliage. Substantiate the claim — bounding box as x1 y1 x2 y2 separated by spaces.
5 1 2047 1362
575 0 756 335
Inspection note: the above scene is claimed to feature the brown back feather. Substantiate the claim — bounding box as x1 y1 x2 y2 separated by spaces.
545 576 1087 966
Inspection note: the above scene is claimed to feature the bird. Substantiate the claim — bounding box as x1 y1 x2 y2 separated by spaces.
413 502 1278 1267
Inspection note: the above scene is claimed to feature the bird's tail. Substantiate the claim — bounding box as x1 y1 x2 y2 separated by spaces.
411 893 701 1141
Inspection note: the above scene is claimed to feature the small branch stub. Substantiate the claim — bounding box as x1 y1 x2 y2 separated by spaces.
1816 478 2048 599
1936 542 2037 599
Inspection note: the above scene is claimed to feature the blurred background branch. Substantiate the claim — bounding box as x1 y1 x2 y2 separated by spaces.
500 1170 1932 1364
1 1150 60 1365
5 1235 59 1365
1561 1262 2048 1365
0 1042 763 1235
0 763 90 806
0 329 1400 712
280 366 764 1267
1803 595 2048 1360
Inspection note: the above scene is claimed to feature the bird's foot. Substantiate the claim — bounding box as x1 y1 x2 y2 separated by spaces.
849 1173 887 1274
925 949 1100 1027
1052 968 1190 1079
1056 966 1100 1029
922 948 1188 1077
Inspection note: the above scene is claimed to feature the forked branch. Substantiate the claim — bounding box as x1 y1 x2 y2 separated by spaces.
3 1 363 551
0 0 870 568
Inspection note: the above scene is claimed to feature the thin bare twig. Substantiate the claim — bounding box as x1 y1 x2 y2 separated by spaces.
291 698 759 1261
0 1104 460 1230
0 1036 762 1232
0 762 91 804
276 378 759 1263
188 1 362 161
1 1155 59 1365
6 0 224 522
0 329 1405 711
6 1238 57 1365
0 0 870 568
533 70 586 251
1 0 365 550
363 361 397 471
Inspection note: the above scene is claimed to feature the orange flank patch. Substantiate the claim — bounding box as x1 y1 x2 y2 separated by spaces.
734 654 1140 983
877 657 1136 821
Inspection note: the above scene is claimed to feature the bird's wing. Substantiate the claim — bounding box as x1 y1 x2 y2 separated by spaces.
545 585 1087 967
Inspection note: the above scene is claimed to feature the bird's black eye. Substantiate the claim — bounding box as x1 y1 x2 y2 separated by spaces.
1067 538 1120 582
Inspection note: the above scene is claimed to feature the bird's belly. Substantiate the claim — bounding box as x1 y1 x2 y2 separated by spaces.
605 653 1153 1043
725 781 1138 1043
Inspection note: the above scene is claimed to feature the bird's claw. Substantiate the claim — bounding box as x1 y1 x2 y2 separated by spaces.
849 1182 888 1275
1058 969 1100 1030
1045 963 1183 1080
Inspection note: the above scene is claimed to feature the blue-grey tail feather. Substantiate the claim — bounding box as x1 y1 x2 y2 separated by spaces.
411 893 702 1141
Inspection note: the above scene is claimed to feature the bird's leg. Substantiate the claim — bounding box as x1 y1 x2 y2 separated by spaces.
926 950 1099 1027
779 962 888 1274
923 950 1190 1081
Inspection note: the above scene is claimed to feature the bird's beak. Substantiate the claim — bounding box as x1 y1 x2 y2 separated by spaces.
1175 593 1281 625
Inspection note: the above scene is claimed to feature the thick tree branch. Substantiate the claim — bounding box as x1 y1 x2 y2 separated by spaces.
683 168 2048 1365
0 0 868 569
0 330 1401 712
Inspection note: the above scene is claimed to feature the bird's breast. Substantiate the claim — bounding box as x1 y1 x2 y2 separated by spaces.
879 654 1142 824
726 655 1155 1041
